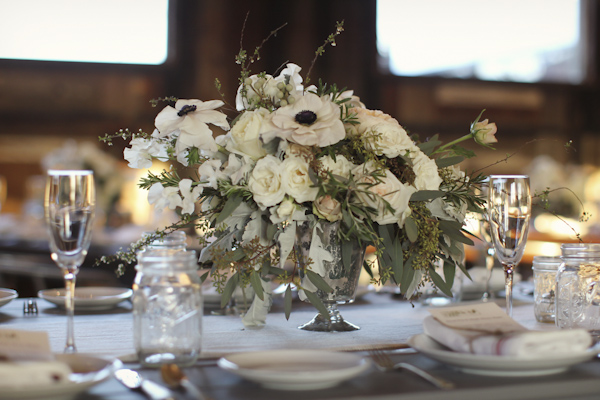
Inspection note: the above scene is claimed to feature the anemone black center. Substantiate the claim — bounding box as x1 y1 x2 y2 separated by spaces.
177 104 197 117
295 110 317 125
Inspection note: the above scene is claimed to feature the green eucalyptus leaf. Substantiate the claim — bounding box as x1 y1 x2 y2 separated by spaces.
443 260 456 289
216 194 243 226
250 271 264 301
306 270 334 293
435 156 465 168
284 285 293 320
400 255 415 293
342 240 353 272
418 135 442 155
304 290 330 318
220 273 239 308
199 270 210 283
363 260 374 278
410 190 445 202
268 266 287 276
405 216 419 243
428 265 453 297
438 220 474 246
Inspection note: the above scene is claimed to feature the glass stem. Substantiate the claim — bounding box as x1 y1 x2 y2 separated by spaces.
63 270 77 353
482 248 495 301
503 264 514 317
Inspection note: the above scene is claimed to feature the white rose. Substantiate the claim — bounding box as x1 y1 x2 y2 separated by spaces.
318 154 354 180
281 156 318 203
313 195 343 222
248 155 285 210
228 108 273 159
276 199 297 220
353 162 416 226
352 108 414 158
412 151 442 191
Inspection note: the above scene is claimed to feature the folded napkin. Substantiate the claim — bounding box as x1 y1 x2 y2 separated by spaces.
423 315 592 358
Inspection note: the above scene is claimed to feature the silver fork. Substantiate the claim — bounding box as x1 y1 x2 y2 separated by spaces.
369 350 454 390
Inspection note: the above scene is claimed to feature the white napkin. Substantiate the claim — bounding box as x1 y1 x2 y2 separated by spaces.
423 315 592 358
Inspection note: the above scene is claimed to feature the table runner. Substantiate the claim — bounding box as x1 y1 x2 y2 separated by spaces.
0 291 544 360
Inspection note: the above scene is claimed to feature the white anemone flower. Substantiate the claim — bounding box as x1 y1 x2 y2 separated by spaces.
179 179 203 215
147 183 182 211
269 93 345 147
155 99 229 154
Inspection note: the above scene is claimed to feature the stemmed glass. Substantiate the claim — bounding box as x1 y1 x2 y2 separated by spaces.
44 170 95 353
477 180 496 301
488 175 531 317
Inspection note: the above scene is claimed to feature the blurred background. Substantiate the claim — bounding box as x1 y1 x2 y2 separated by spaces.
0 0 598 295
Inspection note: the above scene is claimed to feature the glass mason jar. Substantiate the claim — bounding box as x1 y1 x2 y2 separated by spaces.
133 234 203 367
532 256 561 323
556 243 600 333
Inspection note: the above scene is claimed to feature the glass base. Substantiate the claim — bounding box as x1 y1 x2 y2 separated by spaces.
298 305 359 332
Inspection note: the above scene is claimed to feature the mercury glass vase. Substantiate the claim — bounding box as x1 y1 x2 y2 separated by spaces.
295 220 366 332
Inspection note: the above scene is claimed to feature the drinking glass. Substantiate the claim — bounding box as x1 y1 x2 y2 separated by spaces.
44 170 95 353
478 180 496 301
488 175 531 317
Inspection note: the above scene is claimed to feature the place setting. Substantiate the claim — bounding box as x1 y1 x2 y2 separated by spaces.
37 286 132 312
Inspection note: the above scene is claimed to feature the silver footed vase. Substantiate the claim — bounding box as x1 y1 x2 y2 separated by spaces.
295 220 366 332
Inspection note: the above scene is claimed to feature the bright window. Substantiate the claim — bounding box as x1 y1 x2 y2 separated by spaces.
377 0 584 84
0 0 169 65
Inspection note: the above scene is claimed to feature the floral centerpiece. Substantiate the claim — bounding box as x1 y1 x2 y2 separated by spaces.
100 22 497 327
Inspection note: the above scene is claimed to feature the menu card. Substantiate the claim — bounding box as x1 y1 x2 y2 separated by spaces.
0 329 53 361
428 302 526 334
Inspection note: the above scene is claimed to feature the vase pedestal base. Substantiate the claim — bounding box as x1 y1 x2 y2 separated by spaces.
298 304 360 332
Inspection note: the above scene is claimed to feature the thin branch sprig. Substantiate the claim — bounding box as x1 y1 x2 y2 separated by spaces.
305 20 345 85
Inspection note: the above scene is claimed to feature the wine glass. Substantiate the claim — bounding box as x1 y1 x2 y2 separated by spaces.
477 179 496 301
488 175 531 317
44 170 95 353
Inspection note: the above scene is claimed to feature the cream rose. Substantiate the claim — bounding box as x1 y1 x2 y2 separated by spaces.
313 195 343 222
281 156 318 203
353 162 416 226
352 108 414 158
228 108 273 159
411 151 442 191
270 93 346 147
248 155 285 209
472 119 498 146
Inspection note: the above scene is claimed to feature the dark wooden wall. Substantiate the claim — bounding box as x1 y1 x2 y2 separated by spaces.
0 0 598 211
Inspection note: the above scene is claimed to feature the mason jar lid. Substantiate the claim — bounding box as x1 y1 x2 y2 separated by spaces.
560 243 600 259
532 256 562 270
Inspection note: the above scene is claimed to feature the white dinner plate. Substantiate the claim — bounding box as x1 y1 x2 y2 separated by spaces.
0 354 121 399
0 288 18 308
408 334 599 376
218 349 371 390
38 287 132 311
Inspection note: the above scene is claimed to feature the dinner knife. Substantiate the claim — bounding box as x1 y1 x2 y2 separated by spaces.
114 368 175 400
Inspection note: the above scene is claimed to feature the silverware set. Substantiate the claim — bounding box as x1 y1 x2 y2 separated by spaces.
22 298 38 315
369 350 454 390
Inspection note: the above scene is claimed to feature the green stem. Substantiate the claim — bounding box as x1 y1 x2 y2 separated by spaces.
432 133 474 155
